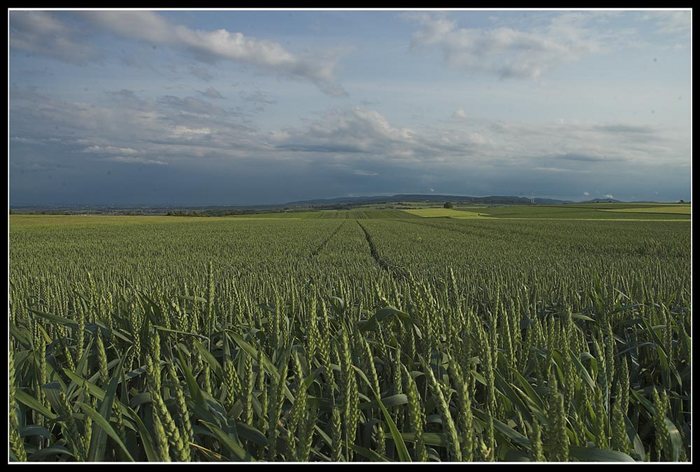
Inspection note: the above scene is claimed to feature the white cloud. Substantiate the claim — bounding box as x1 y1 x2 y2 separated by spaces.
407 13 603 79
109 155 168 165
452 108 467 120
604 194 614 199
583 191 590 196
645 10 691 36
11 82 690 183
273 107 419 159
10 86 271 170
12 11 345 95
533 166 590 174
80 11 345 95
171 126 212 138
270 103 688 173
10 11 95 63
83 145 139 155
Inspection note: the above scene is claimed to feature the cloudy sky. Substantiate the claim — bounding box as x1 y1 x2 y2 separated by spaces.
9 9 691 206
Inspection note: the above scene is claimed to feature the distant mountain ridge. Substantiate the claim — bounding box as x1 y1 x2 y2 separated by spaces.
286 194 570 206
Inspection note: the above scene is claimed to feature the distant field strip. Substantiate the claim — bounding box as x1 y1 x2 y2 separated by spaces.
402 208 483 218
602 206 691 215
8 215 304 226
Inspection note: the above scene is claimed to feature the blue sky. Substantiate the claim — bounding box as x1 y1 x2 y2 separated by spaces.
9 9 691 206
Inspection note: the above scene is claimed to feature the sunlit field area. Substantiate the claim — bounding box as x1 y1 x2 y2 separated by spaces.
602 206 691 215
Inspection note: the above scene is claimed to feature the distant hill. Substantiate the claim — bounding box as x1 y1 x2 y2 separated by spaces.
286 194 570 207
579 198 623 204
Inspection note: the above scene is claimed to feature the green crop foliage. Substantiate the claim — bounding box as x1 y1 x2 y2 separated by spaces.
8 210 691 462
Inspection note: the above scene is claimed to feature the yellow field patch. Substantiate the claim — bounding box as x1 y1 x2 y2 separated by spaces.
402 208 483 218
602 206 691 215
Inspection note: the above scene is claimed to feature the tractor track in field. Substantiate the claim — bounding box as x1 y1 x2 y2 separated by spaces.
356 220 409 279
309 220 346 258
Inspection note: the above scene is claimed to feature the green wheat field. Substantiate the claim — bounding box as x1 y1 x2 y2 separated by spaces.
8 204 691 462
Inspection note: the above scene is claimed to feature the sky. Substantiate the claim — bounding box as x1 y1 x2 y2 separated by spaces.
9 9 692 206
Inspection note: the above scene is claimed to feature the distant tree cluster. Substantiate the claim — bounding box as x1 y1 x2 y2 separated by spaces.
443 202 454 209
166 210 204 217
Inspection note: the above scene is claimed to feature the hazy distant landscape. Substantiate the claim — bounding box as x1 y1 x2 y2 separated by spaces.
9 9 690 464
8 193 689 216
